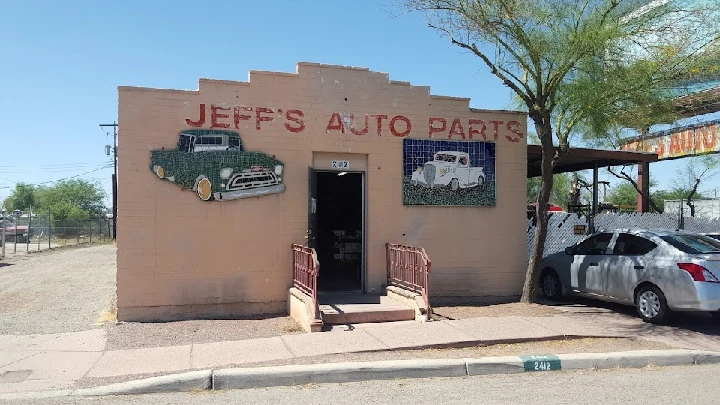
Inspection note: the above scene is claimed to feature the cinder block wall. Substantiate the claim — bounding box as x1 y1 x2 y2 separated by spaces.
117 62 528 321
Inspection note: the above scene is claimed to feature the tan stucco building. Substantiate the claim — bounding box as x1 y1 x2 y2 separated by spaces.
116 62 528 322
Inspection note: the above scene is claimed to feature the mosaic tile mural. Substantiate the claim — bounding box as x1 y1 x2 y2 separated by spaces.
403 139 496 206
150 129 285 201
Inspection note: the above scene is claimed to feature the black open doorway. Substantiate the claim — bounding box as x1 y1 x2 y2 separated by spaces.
313 171 364 292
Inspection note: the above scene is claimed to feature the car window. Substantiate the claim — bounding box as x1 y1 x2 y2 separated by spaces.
459 156 468 166
661 234 720 254
612 233 657 255
229 138 240 147
575 233 613 255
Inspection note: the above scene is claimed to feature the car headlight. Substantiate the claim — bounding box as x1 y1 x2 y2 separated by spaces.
417 167 423 173
220 168 233 179
440 168 447 175
274 165 283 175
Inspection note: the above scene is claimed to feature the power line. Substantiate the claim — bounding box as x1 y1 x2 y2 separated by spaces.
0 164 113 189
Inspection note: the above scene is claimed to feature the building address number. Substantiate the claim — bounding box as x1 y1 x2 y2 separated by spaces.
331 160 350 169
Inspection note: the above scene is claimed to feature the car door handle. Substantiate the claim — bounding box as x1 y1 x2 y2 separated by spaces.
634 266 644 270
589 263 598 266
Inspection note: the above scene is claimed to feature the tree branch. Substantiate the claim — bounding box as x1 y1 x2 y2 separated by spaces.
429 24 535 105
606 166 661 213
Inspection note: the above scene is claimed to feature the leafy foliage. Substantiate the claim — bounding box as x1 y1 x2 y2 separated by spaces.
404 0 720 302
2 180 107 221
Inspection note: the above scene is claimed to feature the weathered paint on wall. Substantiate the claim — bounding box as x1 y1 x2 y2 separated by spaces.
117 62 528 321
183 103 525 141
620 119 720 160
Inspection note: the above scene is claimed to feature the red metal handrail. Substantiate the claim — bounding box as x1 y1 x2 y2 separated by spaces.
386 243 431 320
292 244 320 320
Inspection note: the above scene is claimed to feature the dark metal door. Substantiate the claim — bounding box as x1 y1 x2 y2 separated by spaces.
307 167 318 248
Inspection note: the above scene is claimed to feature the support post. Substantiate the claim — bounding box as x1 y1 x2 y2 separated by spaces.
589 163 599 233
112 174 117 240
637 162 650 213
26 207 32 253
1 211 4 258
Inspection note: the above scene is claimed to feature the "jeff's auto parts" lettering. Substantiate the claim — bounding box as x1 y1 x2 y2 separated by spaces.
186 103 524 142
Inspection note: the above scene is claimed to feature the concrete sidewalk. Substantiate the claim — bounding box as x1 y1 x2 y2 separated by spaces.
0 315 634 395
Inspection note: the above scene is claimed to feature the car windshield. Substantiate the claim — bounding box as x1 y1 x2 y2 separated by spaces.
434 154 456 162
660 234 720 254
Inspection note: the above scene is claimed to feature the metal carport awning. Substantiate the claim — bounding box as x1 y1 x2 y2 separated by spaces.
527 145 658 178
527 145 659 219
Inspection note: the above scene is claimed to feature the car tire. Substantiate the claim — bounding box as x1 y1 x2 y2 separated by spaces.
539 269 563 301
635 285 669 324
450 178 459 191
477 175 486 191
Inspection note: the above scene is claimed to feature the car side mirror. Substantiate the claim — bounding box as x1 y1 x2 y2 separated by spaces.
565 246 575 255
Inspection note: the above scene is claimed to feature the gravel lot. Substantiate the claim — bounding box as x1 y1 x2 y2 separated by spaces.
432 302 565 320
0 243 116 334
105 317 303 350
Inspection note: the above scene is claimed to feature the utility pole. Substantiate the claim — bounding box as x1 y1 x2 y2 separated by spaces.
100 122 118 240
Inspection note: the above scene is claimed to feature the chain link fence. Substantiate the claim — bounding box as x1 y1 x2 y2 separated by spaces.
528 211 720 260
0 214 114 257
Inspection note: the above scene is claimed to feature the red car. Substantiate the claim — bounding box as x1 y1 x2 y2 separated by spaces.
2 223 29 243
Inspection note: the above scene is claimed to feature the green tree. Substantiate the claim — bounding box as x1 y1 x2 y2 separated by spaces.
527 173 573 209
3 183 37 212
2 179 107 221
405 0 719 302
607 181 641 208
35 179 107 221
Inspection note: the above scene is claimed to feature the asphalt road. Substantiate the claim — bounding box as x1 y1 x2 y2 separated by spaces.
10 364 720 405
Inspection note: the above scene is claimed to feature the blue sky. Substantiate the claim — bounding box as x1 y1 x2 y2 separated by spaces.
1 0 718 207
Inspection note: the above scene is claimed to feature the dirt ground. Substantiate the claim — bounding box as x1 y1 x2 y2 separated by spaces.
105 317 304 350
432 302 565 320
0 243 116 334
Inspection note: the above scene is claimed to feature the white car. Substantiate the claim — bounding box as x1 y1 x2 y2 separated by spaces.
539 229 720 323
411 151 486 191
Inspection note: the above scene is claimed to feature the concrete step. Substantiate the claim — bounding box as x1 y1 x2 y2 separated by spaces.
319 294 415 325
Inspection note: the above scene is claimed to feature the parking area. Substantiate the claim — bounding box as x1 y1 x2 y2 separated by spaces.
0 244 116 334
1 242 718 353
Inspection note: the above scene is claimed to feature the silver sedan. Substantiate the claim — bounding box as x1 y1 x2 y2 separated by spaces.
538 229 720 323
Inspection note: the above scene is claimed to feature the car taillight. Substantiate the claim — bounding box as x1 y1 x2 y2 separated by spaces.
677 263 720 282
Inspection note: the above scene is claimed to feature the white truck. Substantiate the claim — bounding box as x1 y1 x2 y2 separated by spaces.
410 151 486 191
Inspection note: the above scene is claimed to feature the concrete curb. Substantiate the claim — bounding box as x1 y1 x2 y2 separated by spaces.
214 359 467 390
72 370 212 397
2 350 719 399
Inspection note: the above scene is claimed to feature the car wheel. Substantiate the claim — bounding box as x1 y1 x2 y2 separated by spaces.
227 146 237 151
196 177 214 201
450 178 459 191
539 270 563 300
477 175 486 191
635 285 669 324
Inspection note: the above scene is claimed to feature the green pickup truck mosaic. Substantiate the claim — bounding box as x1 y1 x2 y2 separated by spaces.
150 129 285 201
